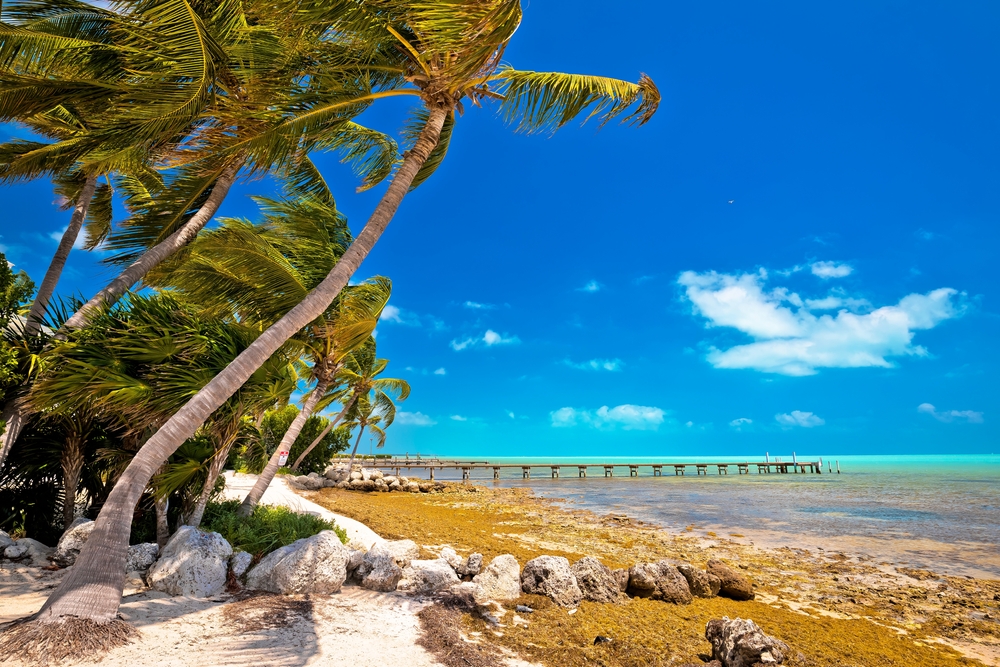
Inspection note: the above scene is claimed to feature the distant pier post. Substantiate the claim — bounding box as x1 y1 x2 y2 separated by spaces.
578 466 587 478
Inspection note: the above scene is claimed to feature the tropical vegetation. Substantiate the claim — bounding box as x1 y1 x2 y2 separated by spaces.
0 0 658 657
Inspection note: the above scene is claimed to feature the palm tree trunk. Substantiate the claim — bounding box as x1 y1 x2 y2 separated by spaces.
61 432 85 530
25 175 98 337
345 425 366 472
61 163 240 332
289 392 357 471
185 430 241 528
238 377 328 516
154 494 170 549
0 399 27 470
32 107 447 625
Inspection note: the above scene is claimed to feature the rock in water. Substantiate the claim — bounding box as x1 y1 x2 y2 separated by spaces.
246 530 350 594
50 518 94 567
705 617 789 667
678 563 722 598
147 526 232 597
359 552 403 592
473 554 522 602
125 543 160 573
626 561 692 604
229 551 253 578
399 558 460 593
707 559 755 601
521 555 583 607
571 556 624 603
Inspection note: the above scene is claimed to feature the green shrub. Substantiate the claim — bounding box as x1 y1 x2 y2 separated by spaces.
200 499 347 558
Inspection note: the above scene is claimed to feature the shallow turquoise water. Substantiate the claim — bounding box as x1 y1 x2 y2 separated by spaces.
417 455 1000 578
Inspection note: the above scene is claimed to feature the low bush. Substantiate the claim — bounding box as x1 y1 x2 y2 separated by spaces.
200 499 347 558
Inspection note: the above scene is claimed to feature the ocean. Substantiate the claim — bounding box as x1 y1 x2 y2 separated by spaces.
417 455 1000 579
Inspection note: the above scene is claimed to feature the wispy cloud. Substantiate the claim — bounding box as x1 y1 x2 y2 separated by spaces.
464 300 495 310
678 268 965 376
564 358 623 372
577 280 602 293
810 261 853 279
775 411 825 428
451 329 520 351
379 303 446 330
450 415 468 422
506 410 516 419
917 403 983 424
433 367 447 376
395 411 437 426
729 417 753 430
550 404 666 431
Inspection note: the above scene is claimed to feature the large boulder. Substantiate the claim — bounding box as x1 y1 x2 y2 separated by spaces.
287 475 325 491
472 554 521 602
440 546 463 570
399 558 460 593
147 526 232 598
678 563 721 598
521 556 582 607
125 543 160 573
368 539 420 568
247 530 351 594
627 561 692 604
571 556 624 603
707 560 754 601
230 551 253 578
324 465 350 482
50 518 94 567
4 542 28 560
0 530 13 550
705 617 788 667
359 552 403 592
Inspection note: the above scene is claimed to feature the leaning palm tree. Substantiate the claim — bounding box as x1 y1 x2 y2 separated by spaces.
342 393 388 468
9 1 660 652
292 337 408 471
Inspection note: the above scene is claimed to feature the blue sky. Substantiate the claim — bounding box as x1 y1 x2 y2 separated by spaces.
3 1 998 457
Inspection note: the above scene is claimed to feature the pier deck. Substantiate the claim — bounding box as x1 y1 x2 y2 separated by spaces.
349 459 827 480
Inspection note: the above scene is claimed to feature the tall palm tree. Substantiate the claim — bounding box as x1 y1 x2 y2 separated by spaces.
342 393 388 468
13 0 660 648
292 337 408 471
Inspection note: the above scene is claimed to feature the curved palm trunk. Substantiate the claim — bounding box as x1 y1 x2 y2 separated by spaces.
238 378 328 516
0 399 27 470
289 392 357 471
25 176 98 337
154 495 170 549
61 164 239 332
61 432 86 529
32 107 446 625
345 423 367 472
185 429 241 528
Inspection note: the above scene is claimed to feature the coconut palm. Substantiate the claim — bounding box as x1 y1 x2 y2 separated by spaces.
342 393 388 468
13 0 660 648
292 337 407 471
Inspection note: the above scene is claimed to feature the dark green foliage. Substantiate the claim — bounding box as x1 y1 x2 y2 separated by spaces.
200 499 346 558
231 404 350 475
0 251 35 402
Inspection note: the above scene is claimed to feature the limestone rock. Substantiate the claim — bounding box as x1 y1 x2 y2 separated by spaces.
336 481 350 489
571 556 624 603
147 526 232 598
0 530 13 550
346 548 365 573
4 542 28 560
359 552 403 592
406 482 420 493
399 558 460 593
626 561 692 604
705 617 788 667
457 552 484 577
450 581 486 607
383 475 397 485
368 539 420 568
440 546 463 570
707 559 754 601
678 563 721 598
473 554 521 602
612 568 630 592
521 556 582 607
51 518 94 567
229 550 253 578
287 475 325 491
350 471 363 482
246 530 350 594
324 465 350 482
123 570 148 595
125 543 160 573
17 538 54 567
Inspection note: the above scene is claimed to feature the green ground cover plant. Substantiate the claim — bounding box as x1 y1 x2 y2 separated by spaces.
200 499 346 559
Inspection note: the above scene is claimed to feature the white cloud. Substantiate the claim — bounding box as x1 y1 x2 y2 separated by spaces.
564 358 623 372
395 411 437 426
380 304 404 323
452 329 520 351
507 411 516 419
450 415 468 422
811 261 853 279
433 367 447 375
464 301 495 310
549 404 665 431
577 280 602 293
917 403 983 424
379 304 445 330
685 421 694 427
729 417 753 428
49 226 93 251
678 269 965 376
775 411 825 428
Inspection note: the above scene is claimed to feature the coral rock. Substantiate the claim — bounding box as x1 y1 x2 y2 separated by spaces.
572 556 624 603
678 563 721 598
246 530 350 594
50 518 94 567
707 559 755 601
473 554 521 602
521 555 583 607
705 617 788 667
147 526 232 597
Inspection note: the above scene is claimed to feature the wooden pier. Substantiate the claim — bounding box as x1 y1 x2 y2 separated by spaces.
358 458 827 481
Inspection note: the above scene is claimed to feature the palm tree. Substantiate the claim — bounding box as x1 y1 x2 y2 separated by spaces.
292 337 408 471
342 394 388 469
13 0 660 647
